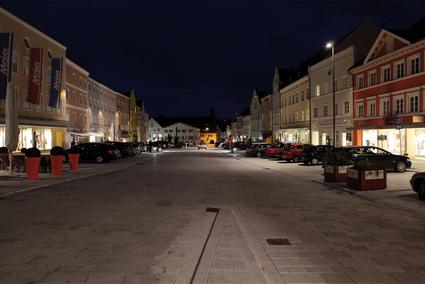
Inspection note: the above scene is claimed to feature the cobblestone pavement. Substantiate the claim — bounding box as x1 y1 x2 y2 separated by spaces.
0 151 424 283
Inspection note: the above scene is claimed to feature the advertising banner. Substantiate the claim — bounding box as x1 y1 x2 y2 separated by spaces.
48 58 63 108
27 48 43 104
0 32 13 100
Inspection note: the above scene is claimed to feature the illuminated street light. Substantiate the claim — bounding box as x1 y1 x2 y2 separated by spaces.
326 41 335 147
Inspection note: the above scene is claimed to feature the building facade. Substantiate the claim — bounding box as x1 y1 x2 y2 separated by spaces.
148 118 165 142
137 100 149 143
98 83 116 141
280 75 310 143
250 88 269 141
351 29 425 158
64 59 89 147
0 7 67 150
260 93 273 143
164 122 200 146
87 78 103 142
115 92 129 141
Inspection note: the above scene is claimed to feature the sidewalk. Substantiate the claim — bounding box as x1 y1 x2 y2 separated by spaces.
0 154 154 199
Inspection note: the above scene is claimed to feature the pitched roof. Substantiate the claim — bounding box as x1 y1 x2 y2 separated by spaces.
254 88 271 99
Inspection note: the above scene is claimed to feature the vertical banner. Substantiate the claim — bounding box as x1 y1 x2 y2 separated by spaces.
0 32 13 100
48 58 62 108
27 48 43 104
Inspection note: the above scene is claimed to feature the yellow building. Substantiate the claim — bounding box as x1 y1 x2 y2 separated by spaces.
0 7 67 150
280 75 310 143
200 131 217 147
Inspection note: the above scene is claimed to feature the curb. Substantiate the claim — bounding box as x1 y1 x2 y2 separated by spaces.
0 157 154 200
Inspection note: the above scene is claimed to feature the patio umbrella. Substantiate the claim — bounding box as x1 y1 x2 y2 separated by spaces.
5 84 19 173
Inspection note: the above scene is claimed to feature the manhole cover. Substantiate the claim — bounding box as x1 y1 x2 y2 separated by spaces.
266 238 291 245
205 207 220 212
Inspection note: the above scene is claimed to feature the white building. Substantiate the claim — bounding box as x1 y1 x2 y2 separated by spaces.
147 118 165 142
163 122 200 145
309 19 380 146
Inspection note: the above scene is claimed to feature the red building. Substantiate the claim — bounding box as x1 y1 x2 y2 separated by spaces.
350 19 425 158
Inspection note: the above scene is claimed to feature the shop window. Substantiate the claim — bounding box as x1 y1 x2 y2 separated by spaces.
409 95 419 113
395 98 404 114
395 61 405 79
344 101 349 114
368 70 376 86
410 56 420 75
382 65 391 82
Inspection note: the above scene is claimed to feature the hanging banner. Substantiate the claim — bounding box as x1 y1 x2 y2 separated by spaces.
27 48 43 104
0 32 13 100
48 58 62 108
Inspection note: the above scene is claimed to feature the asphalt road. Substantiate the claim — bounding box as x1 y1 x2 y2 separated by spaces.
1 151 425 283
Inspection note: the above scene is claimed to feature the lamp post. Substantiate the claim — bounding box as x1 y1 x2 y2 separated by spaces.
326 41 336 147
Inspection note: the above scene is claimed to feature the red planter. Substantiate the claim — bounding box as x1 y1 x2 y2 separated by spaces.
50 155 64 176
324 165 349 182
347 168 387 190
68 154 80 171
26 157 41 180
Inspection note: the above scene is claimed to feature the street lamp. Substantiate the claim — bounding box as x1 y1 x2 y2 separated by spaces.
326 41 336 147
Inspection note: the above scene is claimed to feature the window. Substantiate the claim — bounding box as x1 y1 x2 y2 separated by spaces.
357 104 364 117
357 75 364 89
335 103 338 115
12 52 19 74
80 113 84 124
368 70 376 86
395 98 404 114
382 65 391 82
301 91 304 101
23 56 30 76
313 107 318 118
395 61 405 79
382 100 390 116
315 85 320 96
369 102 376 117
295 112 298 122
344 101 349 114
323 82 329 94
295 94 298 103
301 110 305 121
342 76 348 89
409 95 419 113
410 56 420 75
323 105 328 116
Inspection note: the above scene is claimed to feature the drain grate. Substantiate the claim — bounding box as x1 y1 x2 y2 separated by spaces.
205 207 220 213
266 238 291 245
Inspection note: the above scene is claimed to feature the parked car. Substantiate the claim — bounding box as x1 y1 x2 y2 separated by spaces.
232 142 247 152
303 145 334 165
265 142 290 158
327 146 412 173
198 141 208 150
106 142 133 157
281 144 311 163
410 172 425 200
66 143 114 163
246 143 272 157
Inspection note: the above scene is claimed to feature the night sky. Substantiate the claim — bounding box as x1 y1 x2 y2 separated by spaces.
1 0 424 118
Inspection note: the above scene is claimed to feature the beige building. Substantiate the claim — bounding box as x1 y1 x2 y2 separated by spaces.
250 88 270 141
0 7 67 150
280 75 310 143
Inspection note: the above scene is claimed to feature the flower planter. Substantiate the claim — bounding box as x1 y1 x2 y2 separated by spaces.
68 154 80 171
26 157 41 180
324 165 349 182
347 168 387 190
50 155 64 176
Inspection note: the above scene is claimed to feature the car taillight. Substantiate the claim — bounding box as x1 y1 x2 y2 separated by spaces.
108 149 113 155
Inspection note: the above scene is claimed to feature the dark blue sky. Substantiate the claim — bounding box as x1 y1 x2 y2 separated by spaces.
1 0 424 117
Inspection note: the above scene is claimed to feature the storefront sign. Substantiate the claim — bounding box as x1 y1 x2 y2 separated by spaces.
0 33 13 100
27 48 43 104
365 170 384 180
48 58 62 108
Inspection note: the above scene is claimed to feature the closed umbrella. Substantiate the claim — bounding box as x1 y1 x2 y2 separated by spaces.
5 84 19 173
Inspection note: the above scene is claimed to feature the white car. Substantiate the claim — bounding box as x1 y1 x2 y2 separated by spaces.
198 143 208 150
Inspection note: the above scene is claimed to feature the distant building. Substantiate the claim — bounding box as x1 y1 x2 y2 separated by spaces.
250 88 269 141
163 122 200 146
148 118 165 142
115 92 129 141
88 79 103 142
137 100 149 143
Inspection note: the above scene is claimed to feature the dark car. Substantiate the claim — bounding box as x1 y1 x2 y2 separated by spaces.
337 146 411 173
246 143 272 157
410 172 425 200
232 142 247 152
106 142 133 158
67 143 114 163
303 145 334 165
